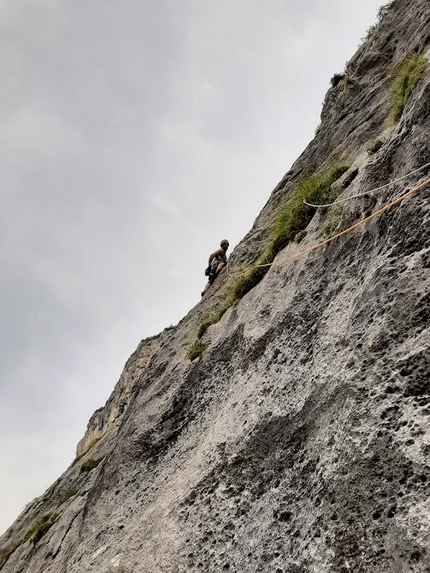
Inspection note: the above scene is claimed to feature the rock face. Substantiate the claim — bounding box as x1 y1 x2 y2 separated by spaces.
76 332 164 458
2 1 430 571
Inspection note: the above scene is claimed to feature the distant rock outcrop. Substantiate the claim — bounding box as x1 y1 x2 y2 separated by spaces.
76 334 163 457
1 0 430 571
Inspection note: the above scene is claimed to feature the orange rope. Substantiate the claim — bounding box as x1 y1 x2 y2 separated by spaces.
255 177 430 268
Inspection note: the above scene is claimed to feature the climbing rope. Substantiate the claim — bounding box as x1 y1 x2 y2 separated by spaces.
255 176 430 268
303 160 430 208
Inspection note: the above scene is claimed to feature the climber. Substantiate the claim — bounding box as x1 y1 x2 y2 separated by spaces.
201 239 229 296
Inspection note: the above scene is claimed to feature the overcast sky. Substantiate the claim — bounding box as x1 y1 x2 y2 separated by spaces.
0 0 384 534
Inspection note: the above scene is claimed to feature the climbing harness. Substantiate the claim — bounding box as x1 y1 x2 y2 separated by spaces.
255 176 430 269
303 160 430 208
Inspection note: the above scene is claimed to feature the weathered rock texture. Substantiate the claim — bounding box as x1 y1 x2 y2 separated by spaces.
76 332 165 457
2 1 430 571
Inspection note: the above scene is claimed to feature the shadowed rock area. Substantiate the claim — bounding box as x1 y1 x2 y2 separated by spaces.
1 0 430 571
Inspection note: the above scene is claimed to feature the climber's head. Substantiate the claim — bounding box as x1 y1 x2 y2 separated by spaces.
220 240 229 251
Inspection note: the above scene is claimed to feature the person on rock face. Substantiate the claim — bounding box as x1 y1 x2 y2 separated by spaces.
201 239 229 296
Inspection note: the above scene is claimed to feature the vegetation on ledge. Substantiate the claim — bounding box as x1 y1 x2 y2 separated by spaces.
187 339 208 361
0 513 59 569
80 458 101 473
389 53 427 123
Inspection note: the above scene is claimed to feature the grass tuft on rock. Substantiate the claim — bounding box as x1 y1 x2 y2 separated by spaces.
58 488 79 506
23 513 58 545
230 264 270 302
267 165 349 258
187 339 208 361
80 458 101 473
389 53 427 123
72 437 102 467
0 513 60 568
197 304 231 340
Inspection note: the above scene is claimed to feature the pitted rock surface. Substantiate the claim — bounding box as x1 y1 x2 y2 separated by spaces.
1 1 430 571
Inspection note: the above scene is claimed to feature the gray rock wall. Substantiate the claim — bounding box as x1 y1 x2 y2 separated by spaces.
1 0 430 571
76 333 163 457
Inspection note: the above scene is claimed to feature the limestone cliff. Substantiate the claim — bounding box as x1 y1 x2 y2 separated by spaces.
1 0 430 571
76 330 168 458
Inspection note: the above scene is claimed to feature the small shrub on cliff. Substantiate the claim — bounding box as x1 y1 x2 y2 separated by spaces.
230 263 270 303
362 1 395 41
187 339 208 361
30 517 57 545
189 303 232 360
23 513 58 545
0 514 60 566
389 53 427 123
267 164 349 259
58 488 78 506
377 1 395 22
72 437 102 467
80 458 101 473
197 304 231 340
